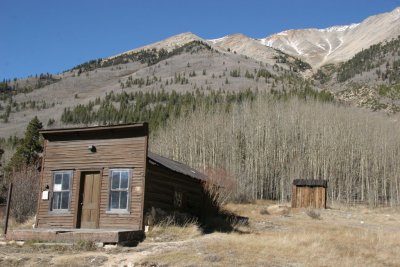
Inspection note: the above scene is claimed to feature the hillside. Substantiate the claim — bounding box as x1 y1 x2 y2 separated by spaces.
261 7 400 68
313 35 400 112
2 8 400 139
0 38 311 138
210 33 312 74
1 7 400 146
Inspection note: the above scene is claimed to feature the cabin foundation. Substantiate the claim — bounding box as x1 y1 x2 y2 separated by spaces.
7 228 144 244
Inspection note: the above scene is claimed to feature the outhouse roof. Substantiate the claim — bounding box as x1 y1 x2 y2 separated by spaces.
293 179 328 188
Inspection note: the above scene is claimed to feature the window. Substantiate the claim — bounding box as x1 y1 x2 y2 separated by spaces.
109 169 131 212
174 191 183 208
51 171 72 212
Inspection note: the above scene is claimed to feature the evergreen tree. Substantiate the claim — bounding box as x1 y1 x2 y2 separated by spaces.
6 116 43 172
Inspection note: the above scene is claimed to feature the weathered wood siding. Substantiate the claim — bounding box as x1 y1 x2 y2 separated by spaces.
291 185 326 209
36 125 148 230
144 162 205 220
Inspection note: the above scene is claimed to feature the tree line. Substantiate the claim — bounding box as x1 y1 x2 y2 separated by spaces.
60 84 332 132
336 35 400 82
60 89 258 131
152 93 400 206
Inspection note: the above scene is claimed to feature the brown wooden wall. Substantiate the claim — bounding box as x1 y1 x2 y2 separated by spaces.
36 125 148 230
144 162 205 221
291 185 326 209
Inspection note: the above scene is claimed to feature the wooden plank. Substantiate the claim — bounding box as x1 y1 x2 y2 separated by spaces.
37 124 147 230
144 163 205 217
291 186 327 209
291 185 297 208
35 139 47 228
73 170 81 228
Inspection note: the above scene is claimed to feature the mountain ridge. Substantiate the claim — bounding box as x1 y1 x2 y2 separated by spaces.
260 7 400 68
1 7 400 138
109 6 400 70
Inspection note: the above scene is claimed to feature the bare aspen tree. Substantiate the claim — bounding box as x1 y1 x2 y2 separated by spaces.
151 95 400 206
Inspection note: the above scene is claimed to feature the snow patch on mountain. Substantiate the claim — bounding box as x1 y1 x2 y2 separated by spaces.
321 23 360 32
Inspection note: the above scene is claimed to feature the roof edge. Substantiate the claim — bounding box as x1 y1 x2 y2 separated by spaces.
293 179 328 188
148 151 207 181
40 123 147 135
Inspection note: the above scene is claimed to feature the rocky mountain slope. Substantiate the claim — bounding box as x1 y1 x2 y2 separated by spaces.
209 34 311 74
0 40 309 137
314 35 400 112
260 7 400 68
1 7 400 139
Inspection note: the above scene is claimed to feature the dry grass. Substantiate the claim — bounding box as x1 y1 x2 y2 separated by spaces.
0 216 36 238
305 209 321 220
139 201 400 267
145 216 202 242
1 201 400 266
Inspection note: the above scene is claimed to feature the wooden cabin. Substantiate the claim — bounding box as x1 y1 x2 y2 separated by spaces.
14 123 211 243
291 179 327 209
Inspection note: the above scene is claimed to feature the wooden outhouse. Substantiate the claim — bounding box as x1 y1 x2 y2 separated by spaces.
9 123 210 243
291 179 327 209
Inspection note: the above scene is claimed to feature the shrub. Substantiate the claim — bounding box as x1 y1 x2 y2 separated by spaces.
10 163 40 223
203 167 236 208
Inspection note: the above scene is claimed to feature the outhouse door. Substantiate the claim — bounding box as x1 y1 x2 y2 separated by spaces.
78 172 101 228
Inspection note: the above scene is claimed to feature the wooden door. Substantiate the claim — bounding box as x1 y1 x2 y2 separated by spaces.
79 172 101 228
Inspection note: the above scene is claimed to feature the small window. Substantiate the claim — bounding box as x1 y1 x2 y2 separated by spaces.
51 171 72 212
109 169 131 212
174 191 183 208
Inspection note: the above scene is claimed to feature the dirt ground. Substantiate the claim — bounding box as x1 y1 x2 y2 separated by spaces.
1 201 400 267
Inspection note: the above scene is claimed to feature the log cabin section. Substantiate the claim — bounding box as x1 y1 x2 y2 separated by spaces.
35 123 210 234
145 152 208 221
36 123 149 231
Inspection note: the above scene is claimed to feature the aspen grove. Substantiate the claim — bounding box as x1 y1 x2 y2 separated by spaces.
152 95 400 206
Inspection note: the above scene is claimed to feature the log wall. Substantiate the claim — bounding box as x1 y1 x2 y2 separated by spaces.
36 125 148 230
144 162 205 221
291 185 326 209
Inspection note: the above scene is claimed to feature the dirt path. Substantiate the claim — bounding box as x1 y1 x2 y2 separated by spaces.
1 203 400 266
0 235 215 266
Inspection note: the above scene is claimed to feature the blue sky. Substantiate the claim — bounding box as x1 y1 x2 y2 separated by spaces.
1 0 400 80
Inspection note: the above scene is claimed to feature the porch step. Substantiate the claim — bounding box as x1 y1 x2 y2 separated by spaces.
6 228 144 244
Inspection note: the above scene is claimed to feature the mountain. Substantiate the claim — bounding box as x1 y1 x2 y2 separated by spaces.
314 35 400 112
112 32 311 74
260 7 400 68
0 38 309 138
209 33 311 74
110 32 203 57
1 7 400 139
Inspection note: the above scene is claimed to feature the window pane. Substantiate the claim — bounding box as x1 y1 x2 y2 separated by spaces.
52 192 61 210
110 191 120 209
120 171 129 189
120 191 128 209
61 192 69 209
111 172 120 189
54 174 62 186
61 174 70 190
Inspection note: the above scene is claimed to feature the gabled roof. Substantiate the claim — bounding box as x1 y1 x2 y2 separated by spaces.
148 151 207 181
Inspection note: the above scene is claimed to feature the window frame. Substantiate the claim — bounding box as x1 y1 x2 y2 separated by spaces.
50 170 73 213
107 168 132 214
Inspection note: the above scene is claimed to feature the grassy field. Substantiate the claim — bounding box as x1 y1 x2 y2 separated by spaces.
1 201 400 266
